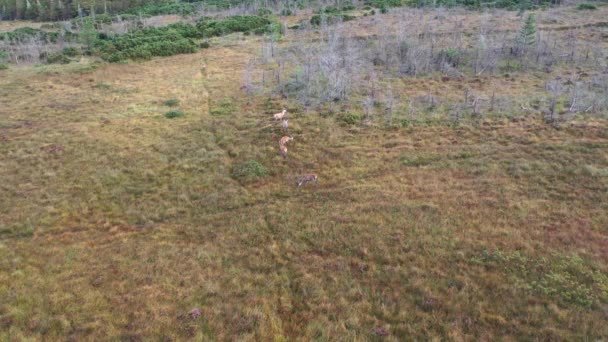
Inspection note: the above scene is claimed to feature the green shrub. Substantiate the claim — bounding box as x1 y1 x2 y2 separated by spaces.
94 82 111 90
577 2 597 9
280 8 294 16
164 110 185 119
342 3 357 10
338 112 362 125
210 98 235 116
0 63 8 70
200 41 210 48
231 160 268 181
436 48 461 67
323 6 341 13
0 51 8 59
125 2 197 16
196 15 273 37
400 154 440 166
163 99 180 107
62 46 80 57
258 8 273 16
100 29 197 62
0 27 65 43
46 53 71 64
98 15 275 62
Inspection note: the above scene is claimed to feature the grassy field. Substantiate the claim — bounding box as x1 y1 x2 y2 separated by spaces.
1 5 608 341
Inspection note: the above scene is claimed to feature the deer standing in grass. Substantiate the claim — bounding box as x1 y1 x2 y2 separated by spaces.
297 174 318 187
282 119 289 131
279 136 293 147
201 62 207 77
279 144 288 158
273 109 287 120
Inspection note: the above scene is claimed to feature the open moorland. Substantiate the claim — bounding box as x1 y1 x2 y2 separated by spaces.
1 0 607 340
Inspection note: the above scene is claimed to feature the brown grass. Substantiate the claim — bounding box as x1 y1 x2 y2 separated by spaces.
1 5 608 341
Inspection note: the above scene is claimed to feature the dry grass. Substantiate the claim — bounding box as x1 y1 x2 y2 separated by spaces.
1 6 608 341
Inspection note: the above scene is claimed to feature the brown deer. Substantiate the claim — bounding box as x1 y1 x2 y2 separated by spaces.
279 136 293 146
200 63 208 78
297 174 318 187
273 109 287 121
279 144 288 158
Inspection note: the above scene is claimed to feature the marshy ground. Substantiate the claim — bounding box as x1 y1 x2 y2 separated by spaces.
1 4 607 340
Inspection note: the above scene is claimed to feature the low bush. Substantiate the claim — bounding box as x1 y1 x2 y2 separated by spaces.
164 110 185 119
342 3 357 10
210 98 235 116
577 3 597 10
0 27 72 43
0 63 8 70
196 15 273 37
62 46 80 57
125 2 198 16
163 99 180 107
401 154 441 166
258 8 273 16
338 112 362 125
99 29 197 62
46 53 71 64
97 15 275 62
231 160 268 181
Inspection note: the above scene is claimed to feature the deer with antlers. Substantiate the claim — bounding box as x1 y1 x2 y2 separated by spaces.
297 174 318 187
273 109 287 121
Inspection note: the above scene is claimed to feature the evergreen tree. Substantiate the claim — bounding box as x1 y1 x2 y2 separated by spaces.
79 16 98 49
517 13 536 54
517 0 531 16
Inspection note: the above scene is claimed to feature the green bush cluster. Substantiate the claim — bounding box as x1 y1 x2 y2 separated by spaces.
163 99 180 107
577 2 597 9
124 2 198 16
310 13 356 25
164 110 185 119
62 46 81 57
210 98 235 116
471 250 608 307
408 0 560 9
365 0 402 8
231 160 268 182
0 27 75 43
94 15 274 62
98 28 197 62
46 53 71 64
0 63 8 70
337 112 363 125
195 15 273 38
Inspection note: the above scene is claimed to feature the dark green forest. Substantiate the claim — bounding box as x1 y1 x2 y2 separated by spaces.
0 0 252 21
1 0 566 21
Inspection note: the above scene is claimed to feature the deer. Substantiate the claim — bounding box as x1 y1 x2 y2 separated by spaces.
273 109 287 121
201 62 207 78
279 136 293 147
279 144 288 158
297 174 318 187
282 119 289 131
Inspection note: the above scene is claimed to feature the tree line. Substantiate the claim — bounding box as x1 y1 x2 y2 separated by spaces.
0 0 252 21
